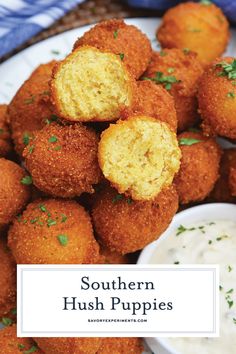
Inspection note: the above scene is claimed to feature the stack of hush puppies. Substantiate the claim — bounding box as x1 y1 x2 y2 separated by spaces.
0 1 235 352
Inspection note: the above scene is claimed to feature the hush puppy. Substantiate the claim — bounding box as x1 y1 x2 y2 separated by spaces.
51 46 136 122
97 337 143 354
0 105 12 157
0 237 16 319
99 245 129 264
144 49 203 132
157 2 229 66
0 158 31 227
34 337 102 354
8 62 56 156
73 19 152 79
198 57 236 140
0 325 43 354
23 123 102 198
8 199 100 264
92 185 178 254
98 116 181 201
174 132 221 204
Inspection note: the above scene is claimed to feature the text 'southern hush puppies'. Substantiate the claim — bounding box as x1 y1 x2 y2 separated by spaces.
51 46 136 122
8 62 57 156
198 57 236 140
98 116 181 201
34 337 102 354
0 237 16 319
8 199 100 264
97 337 143 354
125 80 177 132
23 123 102 198
0 105 12 157
0 158 31 228
174 131 222 204
92 185 179 254
144 49 203 132
157 2 229 66
73 19 152 79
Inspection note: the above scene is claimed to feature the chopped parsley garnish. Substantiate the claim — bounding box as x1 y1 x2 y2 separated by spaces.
47 218 57 227
2 317 12 326
61 214 67 223
216 235 229 241
176 224 195 236
208 240 212 245
30 217 39 224
174 261 180 265
48 135 58 143
0 128 4 134
57 234 68 246
11 308 17 315
23 345 38 354
45 114 59 125
112 194 123 203
183 48 190 55
226 92 235 98
233 318 236 325
39 204 47 212
28 145 34 154
119 53 125 61
41 90 50 96
18 343 25 349
228 265 233 272
144 71 180 90
54 145 61 151
179 138 202 146
51 49 60 55
167 67 175 74
200 0 212 5
21 175 33 185
159 50 167 57
113 30 118 39
127 197 133 205
23 133 30 146
24 96 35 105
219 285 223 291
227 300 234 309
226 288 234 294
216 60 236 80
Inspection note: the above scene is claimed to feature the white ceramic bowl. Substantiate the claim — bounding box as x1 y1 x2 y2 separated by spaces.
137 203 236 354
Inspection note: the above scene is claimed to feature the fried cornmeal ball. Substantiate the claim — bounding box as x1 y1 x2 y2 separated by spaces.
144 49 203 132
23 123 102 198
157 2 229 66
198 58 236 140
0 325 43 354
73 19 152 79
0 237 16 319
97 338 143 354
50 46 136 122
0 105 12 157
174 131 221 204
0 158 31 227
8 199 100 264
35 337 102 354
124 80 177 132
92 184 178 254
99 245 129 264
98 116 181 201
8 61 56 156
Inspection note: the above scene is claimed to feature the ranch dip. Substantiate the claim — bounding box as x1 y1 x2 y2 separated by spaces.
150 219 236 354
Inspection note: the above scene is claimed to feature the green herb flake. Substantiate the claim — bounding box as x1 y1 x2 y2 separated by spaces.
183 48 190 55
61 214 67 223
28 145 35 154
45 114 59 125
18 343 25 349
47 218 57 227
24 96 35 105
179 138 202 146
219 285 223 291
51 49 60 55
2 317 12 326
23 133 30 146
126 197 133 205
233 318 236 325
57 234 68 246
216 235 229 241
228 265 233 272
176 225 187 236
144 71 180 90
11 308 17 315
39 204 46 212
21 175 33 185
227 92 235 98
216 60 236 80
200 0 212 5
48 135 58 143
54 145 61 151
41 90 50 96
227 300 234 309
113 30 118 39
30 217 39 224
167 67 175 74
174 261 180 265
0 128 4 134
226 288 234 294
119 53 125 61
208 240 212 245
112 194 123 203
23 345 38 354
160 50 167 57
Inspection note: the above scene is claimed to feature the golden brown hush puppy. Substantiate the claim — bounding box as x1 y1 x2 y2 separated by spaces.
73 19 152 79
144 49 203 132
0 105 12 157
174 131 221 204
124 80 177 132
0 237 16 320
0 158 31 228
51 46 136 122
97 337 143 354
99 245 129 264
98 116 181 201
8 61 57 156
23 123 102 198
0 324 43 354
157 2 229 66
34 337 102 354
198 57 236 140
92 184 178 254
8 199 100 264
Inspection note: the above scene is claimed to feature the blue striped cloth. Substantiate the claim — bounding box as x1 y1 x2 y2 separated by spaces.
0 0 85 58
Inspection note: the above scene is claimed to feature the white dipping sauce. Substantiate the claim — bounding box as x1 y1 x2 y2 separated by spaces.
150 219 236 354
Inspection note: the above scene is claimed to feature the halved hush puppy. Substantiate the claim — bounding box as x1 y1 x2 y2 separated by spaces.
98 116 181 201
51 46 136 122
73 19 152 79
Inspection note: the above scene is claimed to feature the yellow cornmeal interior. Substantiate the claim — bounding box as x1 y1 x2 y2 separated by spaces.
99 116 181 200
54 46 132 121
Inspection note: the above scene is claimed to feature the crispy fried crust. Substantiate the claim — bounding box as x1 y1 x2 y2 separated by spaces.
97 338 143 354
0 158 31 227
73 19 152 79
144 49 203 132
35 337 102 354
92 185 178 254
23 123 102 198
174 132 222 204
198 57 236 140
157 2 229 66
0 105 12 157
50 46 136 122
8 199 100 264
